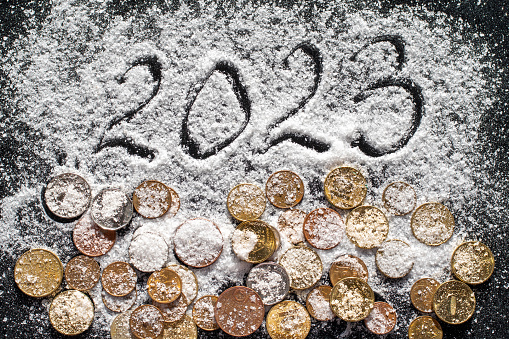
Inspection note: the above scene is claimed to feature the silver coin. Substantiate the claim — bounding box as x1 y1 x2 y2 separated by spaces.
44 173 91 219
246 262 290 305
91 188 133 231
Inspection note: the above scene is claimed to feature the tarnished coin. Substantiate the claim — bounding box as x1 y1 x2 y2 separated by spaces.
166 264 199 303
65 255 100 291
330 277 374 322
451 241 495 285
111 310 135 339
382 182 416 216
161 315 197 339
129 232 169 272
375 240 414 278
306 285 335 321
130 305 164 339
410 278 440 313
277 209 306 245
231 220 279 264
49 290 95 336
102 262 137 297
91 188 133 231
73 213 116 257
165 187 180 219
408 316 443 339
192 295 219 331
345 206 389 249
433 280 475 324
279 245 323 290
215 286 265 337
265 170 304 208
324 167 367 210
246 262 290 306
411 203 454 246
329 254 369 285
303 208 345 250
147 268 182 304
154 294 188 323
173 218 223 268
132 180 172 219
14 248 63 298
364 301 397 335
267 301 311 339
44 173 91 219
227 183 266 221
102 288 137 313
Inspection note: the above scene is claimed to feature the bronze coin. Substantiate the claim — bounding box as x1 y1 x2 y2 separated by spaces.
49 290 95 336
303 208 345 250
132 180 172 219
408 316 443 339
227 183 266 221
324 167 367 210
147 268 182 304
73 213 116 257
410 278 440 313
102 262 137 297
306 285 335 321
276 209 306 245
364 301 397 335
154 294 189 323
192 295 219 331
65 255 100 291
130 305 164 339
265 170 304 208
433 280 475 325
329 254 369 285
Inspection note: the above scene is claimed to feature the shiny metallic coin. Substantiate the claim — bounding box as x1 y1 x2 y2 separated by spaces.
173 218 223 268
330 277 375 322
227 183 266 221
267 301 311 339
303 208 345 250
165 187 180 219
265 170 304 208
129 232 169 272
410 278 440 313
345 206 389 249
246 262 290 306
44 173 91 219
130 305 164 339
91 188 133 231
102 262 137 297
231 220 279 264
279 245 323 290
166 264 198 303
306 285 335 321
277 209 306 245
132 180 172 219
147 268 182 304
154 294 188 323
215 286 265 337
433 280 475 325
14 248 63 298
73 213 116 257
111 310 135 339
192 295 219 331
408 316 443 339
411 203 454 246
382 182 416 216
65 255 100 291
161 315 197 339
329 254 369 285
49 290 94 336
102 288 137 313
451 241 495 285
364 301 397 335
324 167 367 210
375 239 414 279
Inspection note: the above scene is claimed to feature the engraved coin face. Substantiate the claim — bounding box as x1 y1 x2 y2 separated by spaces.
375 239 414 278
330 277 375 322
111 310 135 339
129 232 169 272
279 245 323 290
451 241 495 284
306 285 335 321
65 255 100 291
267 301 311 339
147 268 182 304
364 301 397 335
161 315 197 339
410 278 440 313
227 183 266 221
192 295 219 331
246 262 290 306
231 220 278 264
154 294 188 323
411 203 454 246
91 188 133 231
329 254 369 285
346 206 389 249
130 305 164 339
265 170 304 208
14 248 63 298
382 182 416 216
408 316 443 339
166 264 199 303
303 208 344 250
132 180 172 219
324 167 367 210
433 280 475 324
73 213 116 257
215 286 265 337
49 290 95 336
44 173 91 219
277 209 306 245
102 262 137 297
102 288 137 313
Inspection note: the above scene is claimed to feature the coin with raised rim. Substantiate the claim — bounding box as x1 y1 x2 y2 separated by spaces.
192 295 219 331
375 239 414 278
132 180 172 219
231 220 279 264
382 181 416 216
411 202 454 246
410 278 440 313
265 170 304 208
408 316 443 339
451 241 495 285
44 173 91 219
65 255 100 291
277 209 306 245
102 288 137 313
161 315 197 339
324 167 367 210
346 206 389 249
91 188 133 231
73 213 116 257
364 301 397 335
246 262 290 306
433 280 475 325
330 277 374 322
49 290 94 336
166 264 198 303
303 207 344 250
227 183 266 221
306 285 335 321
267 300 311 339
279 245 322 290
329 254 369 285
154 294 188 323
147 268 182 304
102 262 137 297
130 305 164 339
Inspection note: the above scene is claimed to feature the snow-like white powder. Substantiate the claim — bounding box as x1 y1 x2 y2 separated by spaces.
307 287 335 321
231 227 259 261
129 232 168 272
375 239 415 278
101 288 137 313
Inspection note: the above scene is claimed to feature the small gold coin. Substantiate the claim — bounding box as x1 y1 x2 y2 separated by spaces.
364 301 397 335
65 255 100 291
154 294 189 323
382 182 416 216
330 277 374 322
49 290 95 336
102 288 137 313
192 295 219 331
102 262 137 297
451 241 495 285
410 278 440 313
231 220 279 264
329 254 369 285
161 315 198 339
265 170 304 208
14 248 63 298
166 264 199 303
130 305 164 339
110 310 135 339
375 239 414 278
277 209 306 245
267 301 311 339
227 183 266 221
324 167 367 210
411 203 454 246
279 245 323 290
345 206 389 249
73 213 116 257
303 208 345 250
132 180 172 219
433 280 475 324
306 285 335 321
408 316 443 339
147 268 182 303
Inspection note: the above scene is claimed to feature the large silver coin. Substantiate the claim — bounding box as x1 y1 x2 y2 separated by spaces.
91 188 133 231
246 262 290 306
44 173 91 219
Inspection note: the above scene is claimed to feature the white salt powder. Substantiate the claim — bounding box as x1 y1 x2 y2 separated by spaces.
376 239 415 278
129 232 168 272
231 228 259 261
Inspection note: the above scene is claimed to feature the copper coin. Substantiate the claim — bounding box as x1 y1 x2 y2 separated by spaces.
324 167 367 209
306 285 335 321
266 301 311 339
102 262 137 297
49 290 95 336
265 170 304 208
44 173 91 219
102 288 137 313
215 286 265 337
382 182 417 216
345 205 389 249
411 202 454 246
303 208 345 250
364 301 397 335
410 278 440 313
132 180 172 219
130 305 164 339
154 294 189 323
65 255 100 291
279 245 323 290
433 280 475 325
408 316 443 339
329 254 369 285
231 220 279 264
192 295 219 331
277 209 306 245
73 213 116 257
451 241 495 285
227 183 266 221
147 268 182 303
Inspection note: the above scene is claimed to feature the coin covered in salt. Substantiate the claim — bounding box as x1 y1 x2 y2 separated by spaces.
408 316 443 339
227 183 266 221
102 288 137 313
329 254 369 285
411 202 454 246
246 262 290 306
276 209 306 245
303 207 344 250
451 241 495 285
73 213 116 257
192 295 219 331
330 277 374 322
102 261 137 297
147 268 182 303
44 173 91 219
132 180 172 219
231 220 279 264
91 188 133 231
375 239 414 278
154 294 189 324
166 264 199 303
324 167 367 210
65 255 100 291
382 181 417 216
49 290 95 336
129 232 169 272
266 301 311 339
265 170 304 208
279 245 322 290
306 285 335 321
164 186 181 218
410 278 440 313
364 301 397 335
162 315 197 339
130 305 164 339
345 205 389 249
110 309 134 339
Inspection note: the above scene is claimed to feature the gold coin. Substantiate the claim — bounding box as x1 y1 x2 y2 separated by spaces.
279 245 323 290
154 294 188 323
147 268 182 303
14 248 63 298
102 288 137 313
364 301 397 335
102 262 137 297
277 209 306 245
111 310 135 339
132 180 172 219
192 295 219 331
410 278 440 313
433 280 475 324
166 264 199 303
265 170 304 208
306 285 335 321
227 183 266 221
329 254 369 285
382 181 416 216
130 305 164 339
164 186 180 219
411 203 454 246
375 239 414 278
345 206 389 249
73 213 116 257
324 167 367 210
303 208 345 250
451 241 495 285
330 277 374 322
65 255 100 291
267 301 311 339
231 220 279 264
49 290 95 336
161 315 197 339
408 316 443 339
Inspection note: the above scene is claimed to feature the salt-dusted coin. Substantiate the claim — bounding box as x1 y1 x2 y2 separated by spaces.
364 301 397 335
49 290 95 336
433 280 475 325
65 255 100 291
345 206 389 249
408 316 443 339
265 170 304 208
231 220 279 264
306 285 335 321
266 301 311 339
44 173 91 219
303 208 345 250
73 213 116 257
279 245 322 290
410 278 440 313
132 180 172 219
162 315 197 339
165 186 180 219
91 188 133 231
147 268 182 303
375 239 414 278
102 288 137 313
329 254 369 285
451 241 495 285
324 167 367 210
166 264 198 303
192 295 219 331
277 209 306 245
129 232 169 272
102 262 137 297
227 183 266 221
382 182 417 216
111 309 135 339
330 277 374 322
411 202 454 246
246 262 290 306
130 305 164 339
154 294 188 323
